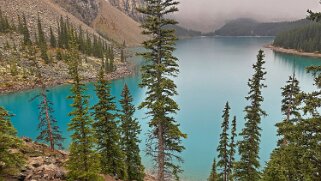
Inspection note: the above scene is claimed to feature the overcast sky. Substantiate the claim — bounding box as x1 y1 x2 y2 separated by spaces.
174 0 321 32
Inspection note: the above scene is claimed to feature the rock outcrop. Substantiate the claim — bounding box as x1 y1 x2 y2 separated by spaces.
4 137 156 181
52 0 100 25
6 137 68 181
107 0 145 21
92 0 147 46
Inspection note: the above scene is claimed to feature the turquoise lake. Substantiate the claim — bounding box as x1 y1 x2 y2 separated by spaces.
1 37 321 180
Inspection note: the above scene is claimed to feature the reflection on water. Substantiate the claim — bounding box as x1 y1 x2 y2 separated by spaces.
273 51 321 77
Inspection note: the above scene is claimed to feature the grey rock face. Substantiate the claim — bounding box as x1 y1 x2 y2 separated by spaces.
53 0 99 25
107 0 145 21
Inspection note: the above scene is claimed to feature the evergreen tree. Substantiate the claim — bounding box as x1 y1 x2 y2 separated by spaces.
50 26 57 48
228 116 237 180
34 32 38 46
29 47 64 150
78 26 85 53
37 16 49 63
10 17 16 32
263 67 320 180
0 107 24 178
120 41 126 62
137 0 187 180
217 102 230 181
235 50 267 180
17 15 23 34
85 32 92 55
119 84 144 181
208 159 219 181
65 40 101 181
307 7 321 22
92 68 126 179
0 9 11 33
22 14 31 46
276 73 301 145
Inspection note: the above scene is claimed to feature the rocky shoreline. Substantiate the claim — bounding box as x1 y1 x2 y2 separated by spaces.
0 60 135 95
4 137 156 181
266 44 321 59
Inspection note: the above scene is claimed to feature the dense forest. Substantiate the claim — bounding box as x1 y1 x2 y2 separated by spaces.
273 22 321 52
211 18 311 36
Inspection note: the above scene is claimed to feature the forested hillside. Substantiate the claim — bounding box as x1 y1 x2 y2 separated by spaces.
212 18 311 36
168 25 202 38
273 22 321 52
0 1 130 94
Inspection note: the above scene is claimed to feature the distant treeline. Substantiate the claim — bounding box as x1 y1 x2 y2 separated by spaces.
171 25 202 38
210 18 311 36
164 25 202 38
273 22 321 52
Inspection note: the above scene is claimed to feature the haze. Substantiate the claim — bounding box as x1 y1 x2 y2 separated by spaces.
175 0 321 32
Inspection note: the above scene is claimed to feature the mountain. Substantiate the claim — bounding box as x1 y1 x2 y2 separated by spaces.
92 0 146 46
106 0 202 38
0 0 136 94
107 0 145 21
0 0 103 40
52 0 147 46
210 18 311 36
52 0 99 25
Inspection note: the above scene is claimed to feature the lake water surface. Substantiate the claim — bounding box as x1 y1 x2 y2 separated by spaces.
1 37 321 180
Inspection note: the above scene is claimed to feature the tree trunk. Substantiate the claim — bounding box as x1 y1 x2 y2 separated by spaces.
43 90 54 151
157 123 165 181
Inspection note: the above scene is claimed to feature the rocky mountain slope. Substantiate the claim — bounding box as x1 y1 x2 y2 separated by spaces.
52 0 99 25
0 0 104 41
107 0 145 21
50 0 147 46
106 0 202 38
0 0 141 94
92 0 146 46
0 32 131 94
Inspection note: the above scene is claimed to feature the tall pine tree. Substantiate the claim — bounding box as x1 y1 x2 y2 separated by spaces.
217 102 230 181
120 41 126 62
236 50 267 180
262 74 304 181
65 40 101 181
276 73 301 145
92 68 126 179
208 159 219 181
119 84 144 181
37 16 49 63
228 116 237 180
137 0 187 180
22 14 31 46
49 26 57 48
29 46 64 150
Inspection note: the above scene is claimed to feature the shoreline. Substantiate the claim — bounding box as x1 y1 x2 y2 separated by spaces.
0 61 135 96
266 44 321 58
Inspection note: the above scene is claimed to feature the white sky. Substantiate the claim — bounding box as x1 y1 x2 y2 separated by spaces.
174 0 321 32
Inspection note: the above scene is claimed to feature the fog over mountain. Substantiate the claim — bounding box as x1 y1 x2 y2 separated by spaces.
174 0 321 32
